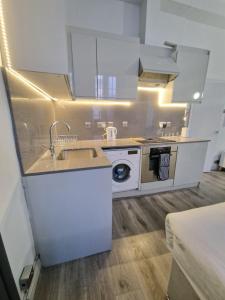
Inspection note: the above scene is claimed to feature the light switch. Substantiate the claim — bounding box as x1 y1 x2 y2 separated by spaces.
97 122 106 128
159 122 167 129
122 121 128 127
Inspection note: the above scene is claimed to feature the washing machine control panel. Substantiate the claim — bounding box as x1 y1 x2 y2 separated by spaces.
128 150 138 155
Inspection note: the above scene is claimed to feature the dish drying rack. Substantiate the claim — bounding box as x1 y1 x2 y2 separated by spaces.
55 135 78 145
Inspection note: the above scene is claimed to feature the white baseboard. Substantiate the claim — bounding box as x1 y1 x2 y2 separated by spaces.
113 183 199 199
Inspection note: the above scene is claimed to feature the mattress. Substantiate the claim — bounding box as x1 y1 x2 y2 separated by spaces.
166 202 225 300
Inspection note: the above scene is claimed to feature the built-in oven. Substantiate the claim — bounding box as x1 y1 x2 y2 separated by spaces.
141 145 177 183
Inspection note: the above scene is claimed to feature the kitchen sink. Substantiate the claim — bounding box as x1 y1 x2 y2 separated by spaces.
57 148 98 160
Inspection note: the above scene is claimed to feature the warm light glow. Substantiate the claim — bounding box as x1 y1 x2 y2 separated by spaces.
64 99 132 106
158 88 187 108
138 86 162 92
0 0 57 101
138 86 187 108
0 0 11 67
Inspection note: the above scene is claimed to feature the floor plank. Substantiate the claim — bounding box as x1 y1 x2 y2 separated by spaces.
34 171 225 300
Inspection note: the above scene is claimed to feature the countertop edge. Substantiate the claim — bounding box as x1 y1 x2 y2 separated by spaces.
161 140 210 144
23 163 112 177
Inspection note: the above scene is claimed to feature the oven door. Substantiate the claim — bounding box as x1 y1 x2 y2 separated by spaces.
141 153 157 183
141 146 177 183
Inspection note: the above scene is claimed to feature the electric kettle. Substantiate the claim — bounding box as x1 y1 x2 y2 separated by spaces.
105 126 117 141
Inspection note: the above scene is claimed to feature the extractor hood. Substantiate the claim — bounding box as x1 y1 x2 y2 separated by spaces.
138 44 179 87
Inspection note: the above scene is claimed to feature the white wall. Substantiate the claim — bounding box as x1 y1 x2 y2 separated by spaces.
145 0 225 81
66 0 124 34
123 2 140 37
139 0 147 42
66 0 140 37
0 67 35 298
175 0 225 16
4 0 68 73
188 80 225 171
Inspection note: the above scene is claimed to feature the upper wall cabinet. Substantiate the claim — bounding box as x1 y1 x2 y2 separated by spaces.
71 32 97 98
69 28 139 100
97 37 139 99
163 46 210 103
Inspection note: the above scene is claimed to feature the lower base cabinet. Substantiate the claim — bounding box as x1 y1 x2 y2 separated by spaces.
23 167 112 267
174 142 208 187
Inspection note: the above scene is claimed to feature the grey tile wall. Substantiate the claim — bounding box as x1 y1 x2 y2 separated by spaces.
5 67 55 172
54 90 185 140
11 98 55 172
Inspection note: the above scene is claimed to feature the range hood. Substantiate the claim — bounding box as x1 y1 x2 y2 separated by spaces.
139 44 179 87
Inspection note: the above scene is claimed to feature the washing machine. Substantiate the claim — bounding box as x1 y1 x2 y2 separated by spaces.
104 148 141 193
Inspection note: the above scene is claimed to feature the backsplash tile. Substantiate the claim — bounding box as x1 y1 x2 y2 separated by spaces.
11 98 54 171
55 90 185 140
5 69 55 172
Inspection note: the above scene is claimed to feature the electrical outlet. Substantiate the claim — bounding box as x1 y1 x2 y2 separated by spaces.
159 122 167 129
166 122 172 128
19 265 34 291
122 121 128 127
97 122 106 128
85 122 91 128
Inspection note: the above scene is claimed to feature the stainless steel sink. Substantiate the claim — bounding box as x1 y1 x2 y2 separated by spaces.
57 148 98 160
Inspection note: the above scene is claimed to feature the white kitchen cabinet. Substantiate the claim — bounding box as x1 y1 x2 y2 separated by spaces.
24 167 112 267
71 32 97 98
163 46 210 103
69 27 139 99
97 37 139 99
174 142 208 187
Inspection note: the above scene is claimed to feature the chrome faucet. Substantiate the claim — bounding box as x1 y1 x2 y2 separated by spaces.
49 121 71 159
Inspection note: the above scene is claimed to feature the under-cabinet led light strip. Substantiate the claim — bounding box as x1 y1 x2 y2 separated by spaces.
137 86 187 108
0 0 56 101
0 0 11 68
61 99 132 106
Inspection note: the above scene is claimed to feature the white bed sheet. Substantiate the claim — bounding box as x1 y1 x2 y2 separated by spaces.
166 202 225 300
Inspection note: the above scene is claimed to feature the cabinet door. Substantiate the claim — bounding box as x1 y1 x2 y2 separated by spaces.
71 32 97 98
97 37 139 99
172 47 209 103
174 142 208 186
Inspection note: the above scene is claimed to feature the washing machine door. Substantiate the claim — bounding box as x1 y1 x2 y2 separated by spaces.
112 159 135 192
113 162 131 183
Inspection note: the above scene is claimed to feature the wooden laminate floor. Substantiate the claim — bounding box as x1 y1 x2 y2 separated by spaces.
34 171 225 300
